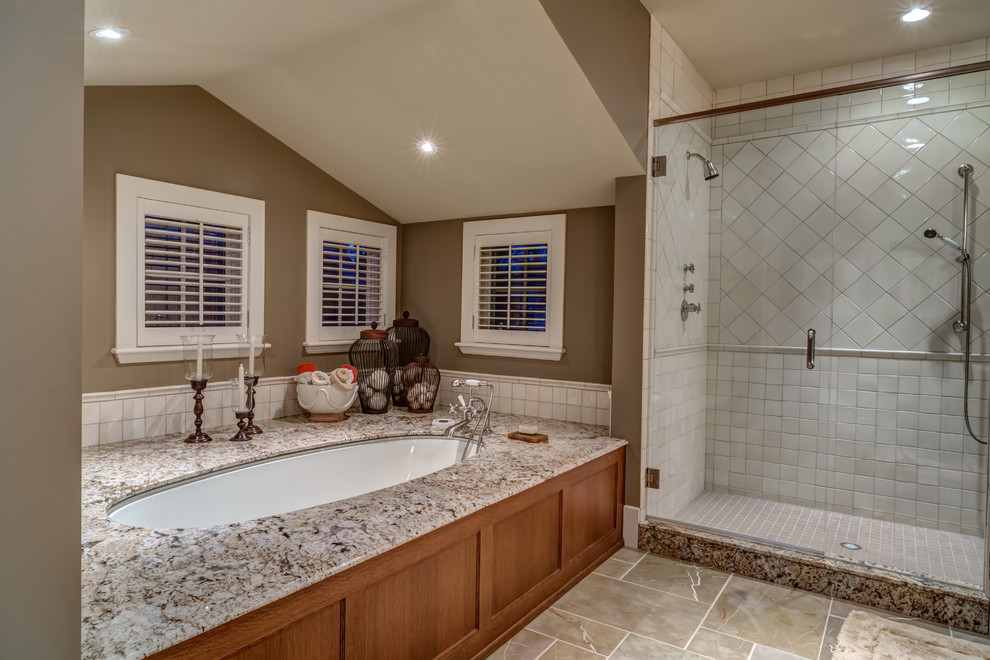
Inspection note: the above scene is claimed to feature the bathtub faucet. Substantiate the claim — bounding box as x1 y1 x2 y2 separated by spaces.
446 378 494 446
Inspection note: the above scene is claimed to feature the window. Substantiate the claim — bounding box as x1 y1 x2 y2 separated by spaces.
457 214 566 360
113 175 266 363
304 211 397 352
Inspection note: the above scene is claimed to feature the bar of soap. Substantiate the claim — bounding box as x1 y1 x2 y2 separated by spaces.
519 424 538 434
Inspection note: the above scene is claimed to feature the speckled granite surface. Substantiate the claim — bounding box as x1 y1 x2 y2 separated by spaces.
81 411 625 660
639 518 990 634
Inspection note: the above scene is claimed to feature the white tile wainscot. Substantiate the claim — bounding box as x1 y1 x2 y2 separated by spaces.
434 370 611 429
81 376 301 446
82 371 611 445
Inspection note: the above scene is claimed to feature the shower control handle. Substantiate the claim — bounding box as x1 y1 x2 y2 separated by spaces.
806 328 816 370
681 300 701 321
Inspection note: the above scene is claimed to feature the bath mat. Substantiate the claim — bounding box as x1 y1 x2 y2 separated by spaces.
832 610 990 660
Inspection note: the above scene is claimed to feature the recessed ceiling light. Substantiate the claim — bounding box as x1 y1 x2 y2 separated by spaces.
907 97 930 105
89 27 131 40
901 7 931 22
417 141 438 154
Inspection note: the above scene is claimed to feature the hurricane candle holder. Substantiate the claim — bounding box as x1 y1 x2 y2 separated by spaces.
180 334 215 443
230 374 252 441
237 333 267 435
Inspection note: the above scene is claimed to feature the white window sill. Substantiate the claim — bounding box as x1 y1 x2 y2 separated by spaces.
454 342 565 361
302 340 355 354
112 343 272 364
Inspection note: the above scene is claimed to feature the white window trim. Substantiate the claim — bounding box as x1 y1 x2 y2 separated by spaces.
456 214 566 361
303 211 397 353
112 174 266 364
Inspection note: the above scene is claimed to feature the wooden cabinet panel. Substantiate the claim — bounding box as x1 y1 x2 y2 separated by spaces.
345 533 479 660
491 493 561 614
563 463 619 563
226 603 339 660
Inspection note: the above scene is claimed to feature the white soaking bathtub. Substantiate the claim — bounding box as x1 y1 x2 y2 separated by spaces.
108 434 478 529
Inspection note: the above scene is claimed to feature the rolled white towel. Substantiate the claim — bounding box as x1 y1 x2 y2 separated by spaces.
310 370 331 386
330 368 355 390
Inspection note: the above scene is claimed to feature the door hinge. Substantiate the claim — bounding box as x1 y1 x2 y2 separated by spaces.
471 315 475 329
645 467 659 489
651 155 667 178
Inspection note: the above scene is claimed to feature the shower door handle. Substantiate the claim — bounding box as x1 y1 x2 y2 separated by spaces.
806 329 816 370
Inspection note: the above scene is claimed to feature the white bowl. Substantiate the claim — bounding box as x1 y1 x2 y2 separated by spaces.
296 383 359 417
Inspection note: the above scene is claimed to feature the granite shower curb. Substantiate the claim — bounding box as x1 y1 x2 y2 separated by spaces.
639 518 990 635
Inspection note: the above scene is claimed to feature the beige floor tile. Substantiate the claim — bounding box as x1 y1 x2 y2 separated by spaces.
612 547 647 563
750 645 804 659
593 558 634 579
703 575 830 659
623 554 731 604
486 628 555 660
525 607 626 656
553 573 711 647
687 627 753 659
952 629 990 645
608 633 706 659
818 616 843 660
537 640 601 659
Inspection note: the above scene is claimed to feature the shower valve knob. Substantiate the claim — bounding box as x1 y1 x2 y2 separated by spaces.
683 263 695 274
683 283 695 293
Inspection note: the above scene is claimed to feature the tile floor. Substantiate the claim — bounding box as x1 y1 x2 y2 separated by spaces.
487 548 990 660
674 491 985 587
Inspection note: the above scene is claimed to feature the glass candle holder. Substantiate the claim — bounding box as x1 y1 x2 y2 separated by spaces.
231 375 252 414
237 333 267 377
180 334 215 381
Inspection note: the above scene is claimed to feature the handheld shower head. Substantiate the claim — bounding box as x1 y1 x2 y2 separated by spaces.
686 151 719 180
923 228 968 257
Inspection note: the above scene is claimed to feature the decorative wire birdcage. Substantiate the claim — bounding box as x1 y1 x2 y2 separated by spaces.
348 322 398 414
387 311 431 406
402 356 440 413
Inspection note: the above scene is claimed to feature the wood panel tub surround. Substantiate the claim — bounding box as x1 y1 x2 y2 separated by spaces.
148 447 625 660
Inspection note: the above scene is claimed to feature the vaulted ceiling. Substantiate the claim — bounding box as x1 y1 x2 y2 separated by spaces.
84 0 644 223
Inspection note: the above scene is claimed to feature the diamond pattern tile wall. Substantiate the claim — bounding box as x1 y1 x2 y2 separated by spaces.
714 106 990 354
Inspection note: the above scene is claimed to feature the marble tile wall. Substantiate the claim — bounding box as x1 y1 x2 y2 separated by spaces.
706 348 989 536
646 347 707 519
644 19 713 520
81 370 610 446
705 93 990 535
712 38 990 140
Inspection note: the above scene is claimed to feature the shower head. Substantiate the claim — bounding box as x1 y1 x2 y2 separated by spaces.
686 151 719 180
923 228 968 258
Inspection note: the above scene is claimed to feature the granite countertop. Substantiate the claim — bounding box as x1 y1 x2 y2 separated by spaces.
81 410 626 659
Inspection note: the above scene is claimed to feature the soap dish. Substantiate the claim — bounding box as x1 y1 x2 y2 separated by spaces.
507 431 548 443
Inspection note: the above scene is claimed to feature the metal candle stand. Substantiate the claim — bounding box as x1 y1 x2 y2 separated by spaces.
245 376 263 435
230 411 251 441
185 379 213 444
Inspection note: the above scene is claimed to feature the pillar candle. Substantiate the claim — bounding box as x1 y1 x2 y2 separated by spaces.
248 335 255 375
195 338 203 380
238 363 246 411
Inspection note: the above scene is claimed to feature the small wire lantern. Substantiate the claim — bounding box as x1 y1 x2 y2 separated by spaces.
402 356 440 414
387 311 431 406
348 322 398 414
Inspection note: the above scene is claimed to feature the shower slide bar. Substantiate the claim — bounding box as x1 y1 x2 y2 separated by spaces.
654 60 990 126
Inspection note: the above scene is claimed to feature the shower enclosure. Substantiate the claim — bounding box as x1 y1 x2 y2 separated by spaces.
646 65 990 591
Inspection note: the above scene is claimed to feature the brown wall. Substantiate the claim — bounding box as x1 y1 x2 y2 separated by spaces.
84 85 398 392
0 0 83 656
539 0 650 167
400 208 614 384
612 176 647 506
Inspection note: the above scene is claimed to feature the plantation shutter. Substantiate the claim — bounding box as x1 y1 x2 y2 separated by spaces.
319 228 385 339
137 200 250 346
474 230 552 346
